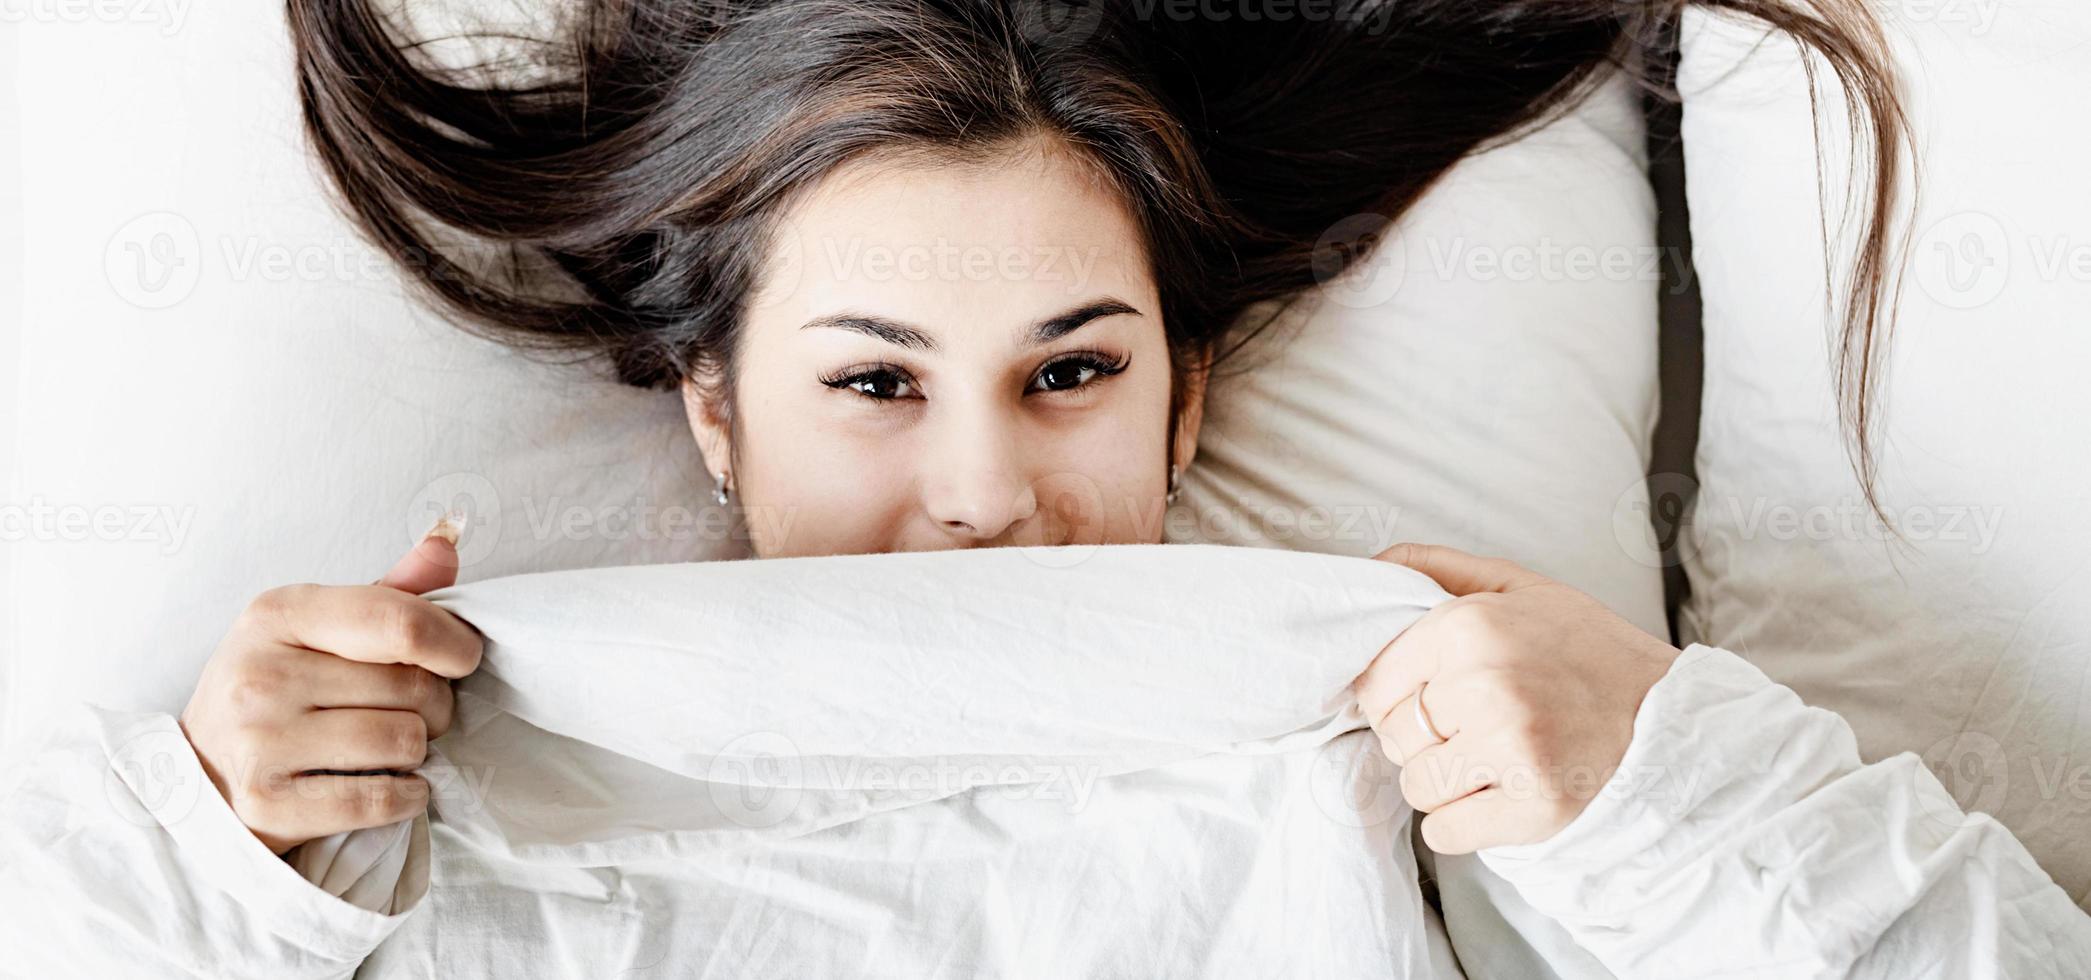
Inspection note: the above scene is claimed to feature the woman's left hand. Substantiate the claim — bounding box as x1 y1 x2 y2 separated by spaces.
1352 543 1682 855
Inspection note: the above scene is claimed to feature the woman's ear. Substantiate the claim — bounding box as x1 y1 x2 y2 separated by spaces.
1171 351 1211 475
679 376 735 483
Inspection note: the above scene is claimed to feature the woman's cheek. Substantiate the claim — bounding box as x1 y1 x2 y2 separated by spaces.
1025 406 1158 545
739 422 893 556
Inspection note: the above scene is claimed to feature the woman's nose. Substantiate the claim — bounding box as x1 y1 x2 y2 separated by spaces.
921 417 1038 541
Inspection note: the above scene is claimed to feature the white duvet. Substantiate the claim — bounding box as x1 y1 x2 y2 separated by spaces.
379 544 1460 978
3 544 2088 978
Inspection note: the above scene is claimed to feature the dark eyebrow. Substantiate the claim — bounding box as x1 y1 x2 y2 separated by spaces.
798 314 936 351
798 298 1142 352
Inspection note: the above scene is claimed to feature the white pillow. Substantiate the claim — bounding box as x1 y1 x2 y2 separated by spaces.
1175 73 1666 639
1678 1 2091 905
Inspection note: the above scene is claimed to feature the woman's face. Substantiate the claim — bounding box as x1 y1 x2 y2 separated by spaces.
682 138 1205 558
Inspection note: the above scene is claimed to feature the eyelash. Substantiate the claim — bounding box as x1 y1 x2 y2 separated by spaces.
820 350 1131 404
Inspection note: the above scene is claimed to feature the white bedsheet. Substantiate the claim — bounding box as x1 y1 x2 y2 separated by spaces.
4 545 1460 978
378 544 1461 978
4 543 2088 978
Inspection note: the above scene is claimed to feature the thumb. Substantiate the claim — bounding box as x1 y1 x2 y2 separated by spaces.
375 511 466 595
1374 542 1547 597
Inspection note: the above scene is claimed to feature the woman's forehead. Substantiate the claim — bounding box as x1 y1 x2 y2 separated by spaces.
743 143 1160 349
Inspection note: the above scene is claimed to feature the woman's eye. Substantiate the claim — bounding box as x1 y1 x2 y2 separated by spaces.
823 367 916 401
1029 353 1128 395
1033 359 1097 393
824 353 1126 403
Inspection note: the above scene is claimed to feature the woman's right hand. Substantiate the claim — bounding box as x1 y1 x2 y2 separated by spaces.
177 516 484 856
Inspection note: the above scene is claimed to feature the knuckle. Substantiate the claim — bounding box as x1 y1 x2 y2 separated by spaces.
405 714 432 763
1506 674 1547 719
425 683 457 739
238 585 304 633
350 780 397 824
236 759 296 809
457 629 486 674
377 597 435 654
222 669 281 721
390 714 429 764
1355 677 1389 717
230 789 281 834
352 713 410 763
397 774 433 815
1437 599 1501 640
399 664 441 705
1373 727 1398 760
1505 714 1555 760
1507 706 1553 750
242 586 289 620
362 775 428 824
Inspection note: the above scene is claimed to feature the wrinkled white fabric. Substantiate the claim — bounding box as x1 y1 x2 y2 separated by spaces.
2 544 2086 979
1482 646 2091 978
1 545 1453 978
375 544 1459 979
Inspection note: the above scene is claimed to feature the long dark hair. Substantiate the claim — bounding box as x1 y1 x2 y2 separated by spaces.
287 0 1909 500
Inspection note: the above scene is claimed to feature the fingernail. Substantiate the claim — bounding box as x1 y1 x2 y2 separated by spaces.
424 509 468 545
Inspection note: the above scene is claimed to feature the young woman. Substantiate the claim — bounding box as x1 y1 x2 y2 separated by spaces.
159 0 2090 974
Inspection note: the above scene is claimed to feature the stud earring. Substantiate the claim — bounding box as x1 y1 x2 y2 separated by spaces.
712 470 733 507
1165 464 1182 505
